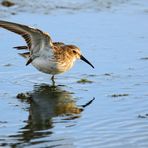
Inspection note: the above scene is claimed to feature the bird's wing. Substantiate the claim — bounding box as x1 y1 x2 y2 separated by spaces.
14 42 65 50
0 20 54 55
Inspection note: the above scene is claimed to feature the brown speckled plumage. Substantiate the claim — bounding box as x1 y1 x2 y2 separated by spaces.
0 20 94 84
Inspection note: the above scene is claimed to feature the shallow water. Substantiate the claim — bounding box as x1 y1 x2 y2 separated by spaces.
0 0 129 17
0 0 148 147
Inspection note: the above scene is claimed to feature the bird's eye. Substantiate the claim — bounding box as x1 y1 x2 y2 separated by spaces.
73 50 77 54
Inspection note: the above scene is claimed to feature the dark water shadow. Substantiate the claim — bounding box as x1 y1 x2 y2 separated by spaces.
5 84 94 147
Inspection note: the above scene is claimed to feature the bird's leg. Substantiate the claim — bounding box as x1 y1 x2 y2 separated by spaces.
51 75 55 86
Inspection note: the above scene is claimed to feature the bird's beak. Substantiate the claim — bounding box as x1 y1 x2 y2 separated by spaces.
80 55 94 68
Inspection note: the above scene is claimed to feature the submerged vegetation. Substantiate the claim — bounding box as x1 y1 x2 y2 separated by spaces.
77 78 93 84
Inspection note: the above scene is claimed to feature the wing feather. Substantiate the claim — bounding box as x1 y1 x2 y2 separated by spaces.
0 20 53 56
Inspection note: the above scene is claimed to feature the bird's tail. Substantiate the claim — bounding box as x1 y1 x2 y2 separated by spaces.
14 46 32 65
18 52 30 59
14 45 29 58
13 45 28 50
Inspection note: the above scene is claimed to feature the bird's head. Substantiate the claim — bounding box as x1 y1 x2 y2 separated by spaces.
68 45 94 69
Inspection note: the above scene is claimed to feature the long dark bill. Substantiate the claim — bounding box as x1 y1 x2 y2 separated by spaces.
80 55 94 69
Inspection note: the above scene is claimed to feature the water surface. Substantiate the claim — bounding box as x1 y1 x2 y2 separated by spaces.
0 0 148 147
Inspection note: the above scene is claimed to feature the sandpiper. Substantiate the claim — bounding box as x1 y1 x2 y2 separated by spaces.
0 20 94 84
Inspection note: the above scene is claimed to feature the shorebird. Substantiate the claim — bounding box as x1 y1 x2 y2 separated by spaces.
0 20 94 84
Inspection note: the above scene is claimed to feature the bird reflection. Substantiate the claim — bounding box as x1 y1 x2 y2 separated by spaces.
24 84 83 130
8 84 94 147
12 85 79 146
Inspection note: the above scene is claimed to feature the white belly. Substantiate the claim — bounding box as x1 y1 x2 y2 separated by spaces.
31 56 75 75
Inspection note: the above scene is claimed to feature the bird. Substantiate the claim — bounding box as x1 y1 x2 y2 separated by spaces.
0 20 94 84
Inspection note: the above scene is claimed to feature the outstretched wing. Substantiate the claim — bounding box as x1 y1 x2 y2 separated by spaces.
13 42 65 50
0 20 54 56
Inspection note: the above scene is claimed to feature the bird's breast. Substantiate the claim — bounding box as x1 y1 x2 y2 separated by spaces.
31 56 76 75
